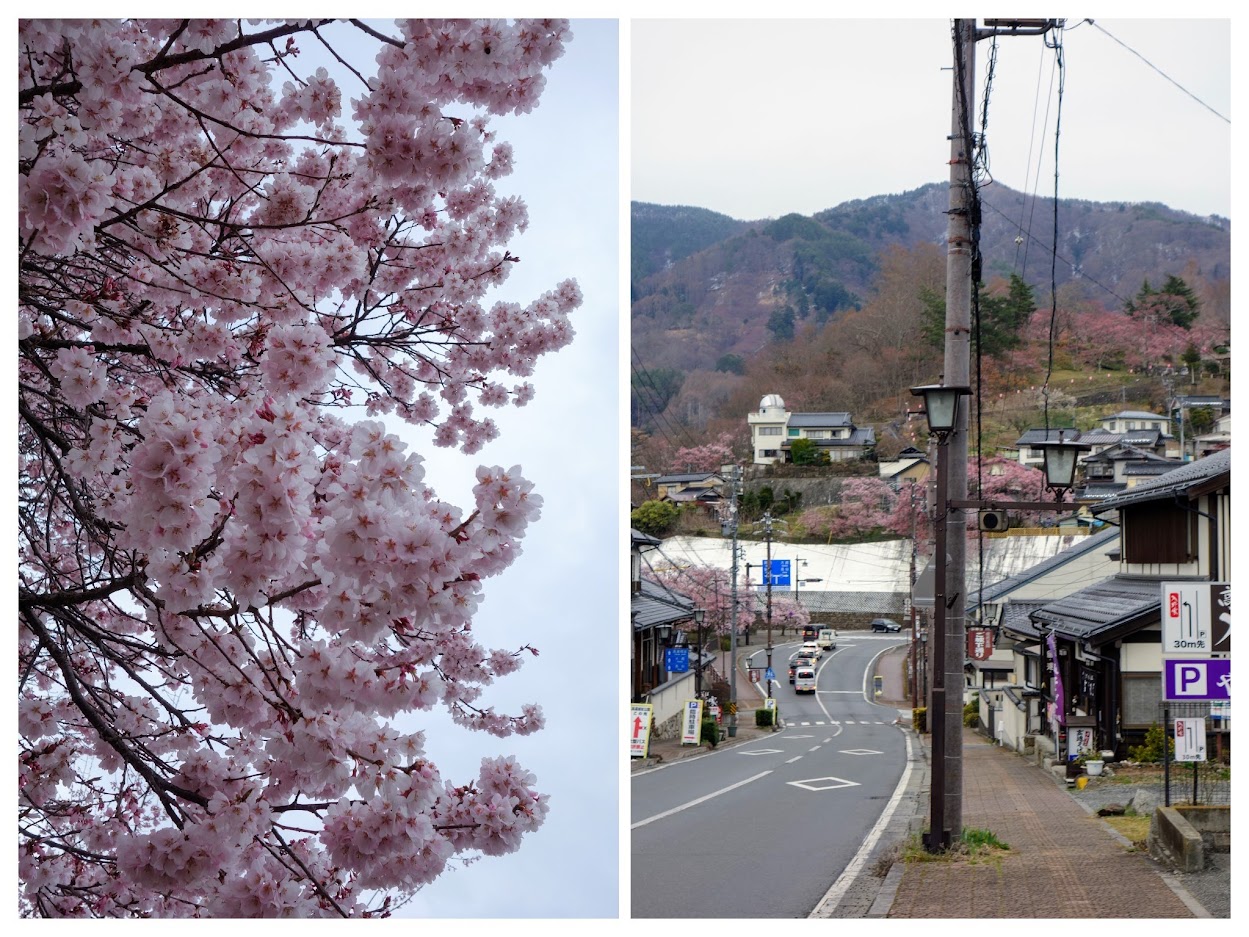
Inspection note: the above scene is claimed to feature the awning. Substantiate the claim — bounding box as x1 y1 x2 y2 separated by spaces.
1028 575 1166 645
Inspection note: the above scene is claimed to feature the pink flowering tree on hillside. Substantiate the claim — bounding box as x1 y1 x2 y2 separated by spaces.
647 565 739 639
669 433 735 474
18 19 580 917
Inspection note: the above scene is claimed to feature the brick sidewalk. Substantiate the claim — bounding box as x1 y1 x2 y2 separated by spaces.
888 729 1197 918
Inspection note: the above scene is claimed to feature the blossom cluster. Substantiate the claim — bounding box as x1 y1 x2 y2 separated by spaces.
18 17 577 918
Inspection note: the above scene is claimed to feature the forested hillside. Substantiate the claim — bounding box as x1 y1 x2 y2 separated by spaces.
630 185 1231 475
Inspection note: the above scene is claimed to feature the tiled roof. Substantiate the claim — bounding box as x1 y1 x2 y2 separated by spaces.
1028 575 1166 642
632 578 697 630
631 528 662 548
788 412 853 428
1121 461 1180 477
656 472 723 484
1091 448 1230 513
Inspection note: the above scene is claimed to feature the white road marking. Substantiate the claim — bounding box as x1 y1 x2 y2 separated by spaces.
809 745 821 752
738 748 785 756
786 756 803 764
840 748 883 756
788 776 860 792
810 730 915 918
631 770 772 829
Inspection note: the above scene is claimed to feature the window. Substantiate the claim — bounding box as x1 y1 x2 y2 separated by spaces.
758 426 782 436
762 449 778 458
806 430 829 439
1121 674 1161 728
788 428 800 437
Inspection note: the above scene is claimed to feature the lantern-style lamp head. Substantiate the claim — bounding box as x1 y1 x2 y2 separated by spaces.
1034 432 1091 493
910 384 971 436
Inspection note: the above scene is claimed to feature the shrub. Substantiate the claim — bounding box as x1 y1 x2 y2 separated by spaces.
700 718 720 747
963 693 980 728
755 707 776 727
913 707 927 733
1128 722 1174 763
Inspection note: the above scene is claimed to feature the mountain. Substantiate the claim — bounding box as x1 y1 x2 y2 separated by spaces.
631 183 1231 377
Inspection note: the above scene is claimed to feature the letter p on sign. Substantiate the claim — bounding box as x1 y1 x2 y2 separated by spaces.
1178 664 1206 696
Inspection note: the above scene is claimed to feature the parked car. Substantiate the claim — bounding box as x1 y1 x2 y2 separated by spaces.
870 618 902 633
817 628 838 650
794 666 817 694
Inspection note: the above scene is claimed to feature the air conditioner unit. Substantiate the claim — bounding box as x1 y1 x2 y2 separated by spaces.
979 510 1009 532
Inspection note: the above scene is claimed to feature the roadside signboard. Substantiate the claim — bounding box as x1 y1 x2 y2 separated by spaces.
1163 658 1231 701
1068 726 1095 760
967 628 994 660
765 667 776 682
681 699 704 745
763 559 791 587
630 703 653 758
748 667 761 684
665 646 690 674
1162 582 1231 655
1174 717 1207 761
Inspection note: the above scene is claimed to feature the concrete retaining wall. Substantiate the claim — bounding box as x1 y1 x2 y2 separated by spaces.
1149 805 1231 872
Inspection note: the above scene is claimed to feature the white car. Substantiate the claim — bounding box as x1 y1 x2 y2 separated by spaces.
799 641 822 661
794 667 817 694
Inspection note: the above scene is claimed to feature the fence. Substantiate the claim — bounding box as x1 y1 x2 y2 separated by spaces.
1153 702 1232 806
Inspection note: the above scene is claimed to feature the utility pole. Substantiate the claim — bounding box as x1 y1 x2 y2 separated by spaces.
909 480 919 710
762 511 775 702
940 17 1063 844
726 464 742 737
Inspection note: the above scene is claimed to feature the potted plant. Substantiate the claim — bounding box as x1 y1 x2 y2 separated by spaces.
1075 748 1104 776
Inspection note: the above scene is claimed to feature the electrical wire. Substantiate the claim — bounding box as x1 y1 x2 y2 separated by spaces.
1086 20 1229 125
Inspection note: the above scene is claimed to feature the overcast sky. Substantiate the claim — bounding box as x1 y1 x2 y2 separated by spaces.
632 17 1231 221
290 18 621 918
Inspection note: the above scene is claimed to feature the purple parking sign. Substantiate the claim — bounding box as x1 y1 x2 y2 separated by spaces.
1164 658 1231 701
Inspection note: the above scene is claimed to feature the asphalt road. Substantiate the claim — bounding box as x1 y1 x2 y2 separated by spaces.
631 635 910 918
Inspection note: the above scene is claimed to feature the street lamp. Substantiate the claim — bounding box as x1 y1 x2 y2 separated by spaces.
911 383 967 852
1032 432 1088 495
912 383 1089 852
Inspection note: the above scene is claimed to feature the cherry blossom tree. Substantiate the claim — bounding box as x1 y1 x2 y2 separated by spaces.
669 433 735 474
18 18 581 917
647 565 739 638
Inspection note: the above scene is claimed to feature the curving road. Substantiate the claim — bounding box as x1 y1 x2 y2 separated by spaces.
631 634 911 918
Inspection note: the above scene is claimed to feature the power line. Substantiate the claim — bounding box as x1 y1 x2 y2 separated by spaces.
1086 20 1230 125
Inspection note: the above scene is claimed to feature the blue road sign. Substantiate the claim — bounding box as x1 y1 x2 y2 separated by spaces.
1164 658 1230 701
665 647 690 674
764 559 791 587
765 667 776 681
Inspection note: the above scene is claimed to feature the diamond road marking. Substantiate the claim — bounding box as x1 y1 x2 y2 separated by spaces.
788 776 861 792
840 749 883 756
739 748 785 756
784 734 815 739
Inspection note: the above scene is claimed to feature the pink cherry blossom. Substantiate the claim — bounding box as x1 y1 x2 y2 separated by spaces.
19 17 577 918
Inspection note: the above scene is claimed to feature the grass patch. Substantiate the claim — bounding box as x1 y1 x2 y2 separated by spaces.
1102 813 1151 851
901 826 1011 864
